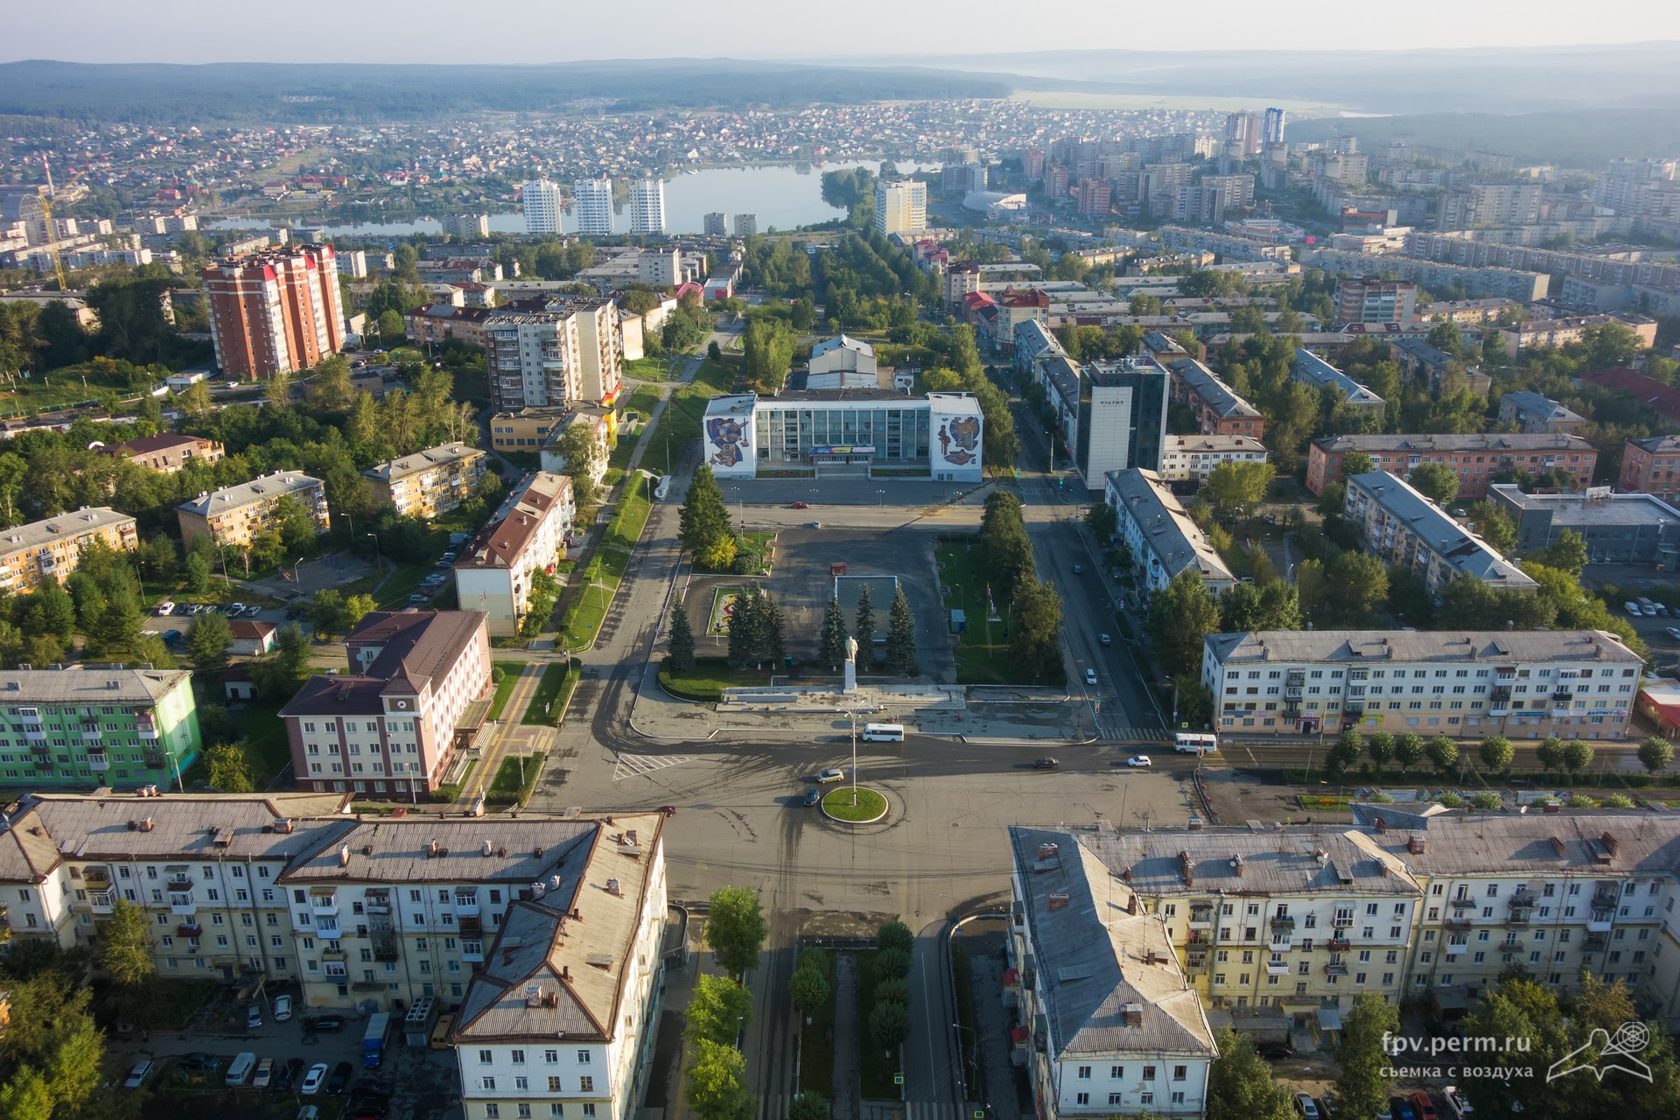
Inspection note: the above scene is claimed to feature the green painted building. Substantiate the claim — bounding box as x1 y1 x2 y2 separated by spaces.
0 668 201 789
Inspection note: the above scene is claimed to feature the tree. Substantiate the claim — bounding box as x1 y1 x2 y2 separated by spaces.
853 584 874 671
1149 570 1222 677
788 1091 829 1120
1365 731 1394 769
206 743 254 792
137 535 178 584
1206 1028 1296 1120
1335 993 1398 1120
1008 579 1063 684
1407 462 1460 506
1561 737 1594 777
1530 529 1589 574
1300 552 1388 627
705 886 767 980
741 318 796 393
877 919 913 953
1639 736 1674 774
686 1039 754 1120
685 973 751 1046
184 550 212 594
1479 736 1515 774
187 611 232 669
875 947 911 980
0 1068 52 1120
1219 580 1300 633
1340 450 1376 478
819 595 849 671
96 900 154 987
549 423 604 511
1330 729 1363 775
1394 733 1424 775
680 466 736 570
868 1000 910 1051
1085 502 1118 540
1536 736 1565 774
1425 735 1460 774
264 367 294 411
707 340 722 361
885 586 917 676
1466 501 1517 553
791 964 830 1018
667 604 696 674
1203 460 1276 522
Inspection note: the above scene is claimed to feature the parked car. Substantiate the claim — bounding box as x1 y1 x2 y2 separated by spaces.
252 1058 275 1089
1626 601 1644 617
1256 1040 1294 1060
162 630 184 646
1668 626 1680 642
273 1057 304 1092
1442 1087 1472 1119
1293 1093 1320 1120
229 602 247 615
1125 755 1153 768
1072 563 1083 574
1388 1097 1419 1120
297 1109 320 1120
808 521 822 529
801 787 824 807
408 593 430 604
300 1063 329 1095
1033 757 1060 770
302 1015 345 1033
815 768 845 784
240 604 263 617
326 1061 354 1093
176 1053 222 1075
122 1060 155 1089
1099 633 1112 646
1410 1091 1441 1120
155 601 176 616
246 1004 264 1029
788 501 810 509
273 994 293 1021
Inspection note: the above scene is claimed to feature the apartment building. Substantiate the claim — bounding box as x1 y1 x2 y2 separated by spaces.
522 180 565 235
1008 828 1218 1120
1302 247 1549 304
485 300 623 415
1290 349 1386 421
362 442 488 520
1157 435 1269 483
1105 469 1235 600
874 180 927 237
0 666 200 791
489 409 572 453
1334 278 1417 327
0 507 137 595
103 434 226 474
629 178 665 235
452 816 668 1120
1416 298 1519 326
702 212 727 236
177 471 330 549
1344 471 1535 596
1305 433 1598 498
1619 434 1680 502
202 245 346 381
1489 484 1680 569
1200 629 1643 739
281 610 492 798
1166 359 1265 440
573 179 613 237
1495 314 1658 356
733 214 756 237
1035 356 1169 492
1497 390 1588 434
0 791 672 1101
454 473 576 637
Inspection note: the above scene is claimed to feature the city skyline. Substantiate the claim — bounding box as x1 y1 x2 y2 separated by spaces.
7 3 1680 64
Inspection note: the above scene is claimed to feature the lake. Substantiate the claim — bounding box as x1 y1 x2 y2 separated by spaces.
209 162 937 239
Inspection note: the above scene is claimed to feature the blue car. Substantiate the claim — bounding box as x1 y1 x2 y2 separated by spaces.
162 629 184 646
801 787 824 807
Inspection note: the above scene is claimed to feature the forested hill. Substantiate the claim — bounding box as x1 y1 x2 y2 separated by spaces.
0 59 1011 124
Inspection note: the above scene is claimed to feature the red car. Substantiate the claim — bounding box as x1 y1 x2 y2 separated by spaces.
788 500 810 509
658 805 677 817
1410 1091 1440 1120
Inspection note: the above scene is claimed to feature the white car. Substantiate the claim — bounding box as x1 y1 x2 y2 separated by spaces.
122 1059 154 1089
1125 755 1153 768
273 993 293 1021
300 1063 329 1095
246 1003 264 1029
1443 1086 1473 1119
1667 627 1680 642
1084 668 1098 686
1292 1093 1319 1120
816 768 845 784
1626 601 1644 617
155 601 176 616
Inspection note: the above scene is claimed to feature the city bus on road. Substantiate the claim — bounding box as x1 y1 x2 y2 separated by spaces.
1173 732 1218 755
862 723 905 742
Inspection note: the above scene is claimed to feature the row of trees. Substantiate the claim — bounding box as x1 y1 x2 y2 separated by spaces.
818 585 919 677
918 326 1020 475
973 492 1063 684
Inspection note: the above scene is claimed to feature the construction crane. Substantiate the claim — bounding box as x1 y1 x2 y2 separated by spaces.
37 155 68 292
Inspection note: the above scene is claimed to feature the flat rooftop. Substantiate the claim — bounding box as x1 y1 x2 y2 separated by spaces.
1489 485 1680 529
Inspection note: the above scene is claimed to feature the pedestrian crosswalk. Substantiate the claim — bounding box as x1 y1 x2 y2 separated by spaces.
611 752 695 782
901 1103 964 1120
1100 726 1167 743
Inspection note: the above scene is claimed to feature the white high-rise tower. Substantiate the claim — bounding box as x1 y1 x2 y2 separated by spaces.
521 179 564 235
629 178 666 234
573 178 614 236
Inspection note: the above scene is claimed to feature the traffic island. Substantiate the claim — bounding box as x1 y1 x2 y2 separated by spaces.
821 786 889 824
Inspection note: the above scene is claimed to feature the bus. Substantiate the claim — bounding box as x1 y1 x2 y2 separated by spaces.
1173 732 1218 755
861 723 905 742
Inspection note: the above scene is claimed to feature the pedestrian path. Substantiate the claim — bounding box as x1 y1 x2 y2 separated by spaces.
903 1104 963 1120
1098 726 1169 743
612 752 698 782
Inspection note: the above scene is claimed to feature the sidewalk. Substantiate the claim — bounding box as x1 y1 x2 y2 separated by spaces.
832 952 861 1120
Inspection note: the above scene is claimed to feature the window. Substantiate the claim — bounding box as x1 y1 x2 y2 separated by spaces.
515 1078 528 1092
544 1050 559 1064
579 1077 593 1092
581 1108 595 1119
518 1108 531 1120
550 1108 564 1119
1110 1066 1123 1079
481 1077 496 1091
478 1050 493 1065
548 1077 562 1092
577 1050 590 1065
1075 1093 1089 1106
1142 1066 1156 1081
1108 1094 1122 1106
511 1050 526 1065
486 1108 499 1120
1077 1066 1091 1079
1173 1066 1187 1081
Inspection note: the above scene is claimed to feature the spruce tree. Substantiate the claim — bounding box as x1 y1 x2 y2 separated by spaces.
853 584 874 670
819 595 849 671
667 602 696 674
726 591 754 670
763 592 787 668
743 589 773 669
679 465 735 567
886 585 918 676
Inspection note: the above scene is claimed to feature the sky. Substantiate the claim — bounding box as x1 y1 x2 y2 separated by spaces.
6 0 1680 64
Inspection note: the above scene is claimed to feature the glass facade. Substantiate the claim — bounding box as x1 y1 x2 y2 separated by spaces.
755 404 930 465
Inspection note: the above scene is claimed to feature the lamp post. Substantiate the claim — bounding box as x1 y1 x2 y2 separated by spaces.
365 532 382 574
848 708 859 807
952 1020 977 1103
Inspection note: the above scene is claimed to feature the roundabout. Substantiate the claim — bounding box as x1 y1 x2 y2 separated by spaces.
820 784 889 824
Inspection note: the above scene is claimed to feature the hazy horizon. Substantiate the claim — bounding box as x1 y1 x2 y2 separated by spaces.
8 0 1680 67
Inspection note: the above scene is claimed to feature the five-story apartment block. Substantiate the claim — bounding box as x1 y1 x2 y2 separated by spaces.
177 471 330 549
0 507 137 594
363 442 488 520
0 667 200 791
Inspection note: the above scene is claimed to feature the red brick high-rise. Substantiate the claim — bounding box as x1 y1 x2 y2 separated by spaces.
202 244 345 380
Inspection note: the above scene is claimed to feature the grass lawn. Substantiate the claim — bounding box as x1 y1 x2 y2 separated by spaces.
560 477 654 649
123 978 219 1030
522 661 578 726
658 657 774 701
1297 794 1353 812
485 752 546 807
855 950 902 1098
374 561 444 610
936 537 1015 685
487 660 528 721
625 356 676 382
236 702 291 786
624 384 662 419
798 949 837 1096
822 786 886 821
640 357 737 476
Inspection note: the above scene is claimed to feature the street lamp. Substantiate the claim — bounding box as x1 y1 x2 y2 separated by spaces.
365 532 382 574
952 1021 978 1102
875 488 886 508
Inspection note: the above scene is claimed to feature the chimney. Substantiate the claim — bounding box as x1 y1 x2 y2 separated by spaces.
140 817 154 832
337 844 350 868
1406 834 1426 855
1550 836 1567 857
1374 816 1387 833
606 878 622 896
482 839 494 858
427 838 440 859
1126 895 1137 915
561 965 571 982
1230 854 1245 877
1602 831 1620 856
1178 850 1194 886
1047 891 1070 911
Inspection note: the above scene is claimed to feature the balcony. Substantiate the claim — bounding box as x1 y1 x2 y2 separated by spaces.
1584 932 1608 952
1506 908 1532 928
144 751 167 769
1188 907 1214 930
1587 911 1614 934
309 892 340 914
1449 896 1475 910
1327 935 1352 952
1593 886 1620 910
177 923 202 939
1444 941 1467 956
80 723 102 741
454 895 480 917
1185 952 1208 973
22 725 44 743
1495 669 1517 684
462 940 485 964
314 919 342 940
1333 914 1354 928
459 915 483 936
166 874 193 891
83 866 110 886
88 890 115 914
87 752 109 772
1270 916 1296 934
169 893 196 916
135 717 158 740
1325 962 1348 977
1444 916 1472 932
1266 959 1289 975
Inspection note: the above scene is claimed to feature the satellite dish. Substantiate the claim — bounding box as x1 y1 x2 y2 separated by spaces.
87 441 106 450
